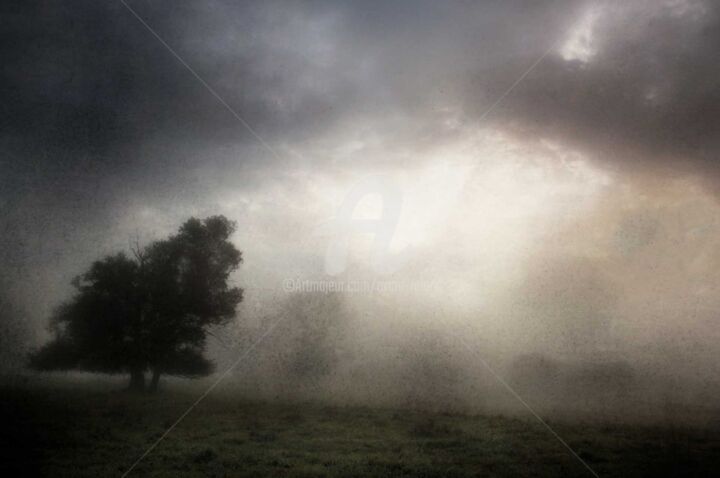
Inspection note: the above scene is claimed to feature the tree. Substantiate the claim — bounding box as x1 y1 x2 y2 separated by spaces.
30 216 243 392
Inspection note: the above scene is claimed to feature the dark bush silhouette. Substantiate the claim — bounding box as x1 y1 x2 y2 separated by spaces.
567 359 636 399
509 353 636 406
398 332 467 411
30 216 243 392
276 292 345 382
508 353 562 394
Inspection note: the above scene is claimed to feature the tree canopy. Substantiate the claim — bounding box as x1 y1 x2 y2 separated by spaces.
30 216 243 391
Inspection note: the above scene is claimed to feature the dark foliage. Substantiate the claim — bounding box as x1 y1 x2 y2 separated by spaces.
29 216 243 391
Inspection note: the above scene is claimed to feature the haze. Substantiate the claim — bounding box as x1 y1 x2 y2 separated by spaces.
3 0 720 423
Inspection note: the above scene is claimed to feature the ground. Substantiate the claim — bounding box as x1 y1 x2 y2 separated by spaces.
1 379 719 477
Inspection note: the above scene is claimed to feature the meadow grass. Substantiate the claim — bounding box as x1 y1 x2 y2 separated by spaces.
2 380 719 477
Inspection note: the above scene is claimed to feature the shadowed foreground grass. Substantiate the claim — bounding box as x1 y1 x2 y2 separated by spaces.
2 381 720 477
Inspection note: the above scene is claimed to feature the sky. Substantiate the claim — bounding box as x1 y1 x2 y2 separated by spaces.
2 0 720 382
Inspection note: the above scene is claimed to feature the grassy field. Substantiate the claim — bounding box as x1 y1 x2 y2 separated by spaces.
2 380 720 477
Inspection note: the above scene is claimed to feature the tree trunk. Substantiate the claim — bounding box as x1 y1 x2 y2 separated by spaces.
128 368 145 392
149 368 161 393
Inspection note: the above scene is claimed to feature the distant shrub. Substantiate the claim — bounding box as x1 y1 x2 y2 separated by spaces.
397 332 467 411
567 360 636 397
508 353 637 403
508 353 561 394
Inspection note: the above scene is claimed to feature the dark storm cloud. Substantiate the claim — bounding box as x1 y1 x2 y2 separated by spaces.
1 0 579 202
0 0 341 285
2 1 279 176
4 0 716 211
0 0 574 274
488 1 720 181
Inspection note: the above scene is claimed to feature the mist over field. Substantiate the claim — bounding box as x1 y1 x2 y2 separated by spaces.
3 0 720 476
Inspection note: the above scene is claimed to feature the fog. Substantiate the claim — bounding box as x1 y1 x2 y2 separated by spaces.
4 0 720 426
202 160 720 424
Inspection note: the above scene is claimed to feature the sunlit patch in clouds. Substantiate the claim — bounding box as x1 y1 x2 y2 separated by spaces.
232 128 615 286
560 6 601 63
